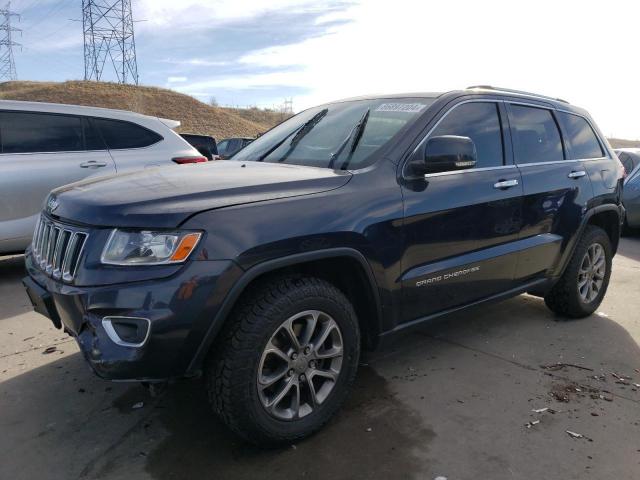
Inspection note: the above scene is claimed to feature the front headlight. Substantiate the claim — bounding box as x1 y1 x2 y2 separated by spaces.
101 229 202 265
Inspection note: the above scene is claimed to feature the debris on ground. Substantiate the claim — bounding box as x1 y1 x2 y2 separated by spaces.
566 430 593 441
525 420 540 429
611 373 633 385
132 402 144 410
550 382 602 403
532 407 549 413
365 427 372 432
540 363 594 372
42 346 58 354
23 336 34 342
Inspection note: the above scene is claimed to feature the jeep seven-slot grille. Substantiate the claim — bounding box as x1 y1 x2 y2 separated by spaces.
31 215 88 283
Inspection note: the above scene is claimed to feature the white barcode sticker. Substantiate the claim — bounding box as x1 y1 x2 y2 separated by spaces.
375 103 427 113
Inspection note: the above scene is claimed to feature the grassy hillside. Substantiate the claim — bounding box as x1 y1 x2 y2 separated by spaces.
608 138 640 149
0 81 287 139
0 81 636 149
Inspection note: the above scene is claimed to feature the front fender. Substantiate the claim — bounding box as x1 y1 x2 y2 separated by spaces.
186 247 383 375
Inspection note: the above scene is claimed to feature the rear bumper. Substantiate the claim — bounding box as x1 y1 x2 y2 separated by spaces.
23 250 242 381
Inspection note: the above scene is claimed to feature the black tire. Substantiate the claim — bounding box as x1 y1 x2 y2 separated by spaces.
544 225 612 318
206 276 360 446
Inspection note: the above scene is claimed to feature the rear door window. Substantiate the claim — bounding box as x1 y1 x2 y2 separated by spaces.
430 102 504 168
0 112 84 153
509 105 564 164
92 118 162 149
556 112 604 159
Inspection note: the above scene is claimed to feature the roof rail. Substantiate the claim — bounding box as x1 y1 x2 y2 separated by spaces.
466 85 570 104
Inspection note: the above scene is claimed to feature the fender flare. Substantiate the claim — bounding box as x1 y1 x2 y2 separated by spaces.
186 248 383 375
553 204 622 279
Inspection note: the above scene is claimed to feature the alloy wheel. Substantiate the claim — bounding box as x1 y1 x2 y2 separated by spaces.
257 310 344 421
578 242 606 304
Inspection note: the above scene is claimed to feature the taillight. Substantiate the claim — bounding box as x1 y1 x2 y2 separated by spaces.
172 156 208 164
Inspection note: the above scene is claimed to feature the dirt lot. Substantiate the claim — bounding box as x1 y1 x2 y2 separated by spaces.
1 237 639 480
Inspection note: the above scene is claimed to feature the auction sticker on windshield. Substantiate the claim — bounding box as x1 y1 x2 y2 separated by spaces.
375 103 427 113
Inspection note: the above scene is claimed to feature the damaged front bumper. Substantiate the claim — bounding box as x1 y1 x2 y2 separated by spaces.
23 249 241 381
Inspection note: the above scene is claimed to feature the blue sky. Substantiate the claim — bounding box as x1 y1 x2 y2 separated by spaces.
13 0 354 109
7 0 640 139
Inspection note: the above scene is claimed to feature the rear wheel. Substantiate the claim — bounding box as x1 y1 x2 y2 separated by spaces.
206 276 360 446
544 225 612 318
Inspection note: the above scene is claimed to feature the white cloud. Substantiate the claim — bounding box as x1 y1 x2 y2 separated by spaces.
135 0 333 30
197 0 640 139
167 76 188 83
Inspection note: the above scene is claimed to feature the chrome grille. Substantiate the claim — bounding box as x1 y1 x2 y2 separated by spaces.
31 215 88 283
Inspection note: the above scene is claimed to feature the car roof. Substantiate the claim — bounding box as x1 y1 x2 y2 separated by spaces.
323 87 587 114
0 99 180 127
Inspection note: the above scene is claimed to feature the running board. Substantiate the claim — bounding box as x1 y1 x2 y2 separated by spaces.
381 278 549 337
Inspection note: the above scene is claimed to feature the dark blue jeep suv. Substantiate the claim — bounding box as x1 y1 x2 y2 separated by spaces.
23 86 625 445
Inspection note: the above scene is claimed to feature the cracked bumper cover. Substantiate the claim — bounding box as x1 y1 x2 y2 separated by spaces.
23 250 242 381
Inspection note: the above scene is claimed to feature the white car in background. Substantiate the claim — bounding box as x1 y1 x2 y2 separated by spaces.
0 100 206 254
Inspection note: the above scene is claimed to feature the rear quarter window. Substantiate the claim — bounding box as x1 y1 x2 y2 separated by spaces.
92 118 163 149
557 112 604 160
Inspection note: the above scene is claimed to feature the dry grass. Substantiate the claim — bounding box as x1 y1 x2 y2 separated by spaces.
0 80 286 139
0 80 635 149
608 138 640 149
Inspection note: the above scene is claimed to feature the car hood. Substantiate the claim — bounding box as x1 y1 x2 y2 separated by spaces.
48 161 352 228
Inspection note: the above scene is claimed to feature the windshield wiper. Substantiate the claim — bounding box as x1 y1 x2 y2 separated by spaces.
257 108 328 162
328 109 370 170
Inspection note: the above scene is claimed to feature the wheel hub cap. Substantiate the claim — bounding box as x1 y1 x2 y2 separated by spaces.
257 310 344 421
578 242 606 304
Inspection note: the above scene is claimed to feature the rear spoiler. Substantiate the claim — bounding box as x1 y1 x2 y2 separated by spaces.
157 117 181 129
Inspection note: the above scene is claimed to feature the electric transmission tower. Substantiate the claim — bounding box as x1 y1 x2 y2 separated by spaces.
0 1 20 81
82 0 138 84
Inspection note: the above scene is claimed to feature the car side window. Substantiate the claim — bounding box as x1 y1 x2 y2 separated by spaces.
0 112 84 153
92 118 162 150
509 105 564 164
83 118 107 151
217 140 229 155
556 112 604 159
430 102 504 168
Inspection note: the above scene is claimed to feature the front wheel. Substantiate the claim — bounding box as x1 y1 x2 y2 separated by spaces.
544 225 612 318
206 276 360 446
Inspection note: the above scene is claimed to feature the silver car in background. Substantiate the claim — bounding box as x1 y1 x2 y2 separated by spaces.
615 148 640 231
0 100 204 254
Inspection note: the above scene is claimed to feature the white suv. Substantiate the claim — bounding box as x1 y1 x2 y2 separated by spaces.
0 100 205 254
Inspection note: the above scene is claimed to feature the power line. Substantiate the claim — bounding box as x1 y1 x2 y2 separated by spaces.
82 0 138 84
0 1 21 80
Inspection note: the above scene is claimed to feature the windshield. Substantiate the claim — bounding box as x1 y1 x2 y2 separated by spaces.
233 98 435 169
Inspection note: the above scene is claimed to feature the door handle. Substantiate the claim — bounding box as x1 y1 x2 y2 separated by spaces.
494 179 519 189
80 161 108 168
568 170 586 179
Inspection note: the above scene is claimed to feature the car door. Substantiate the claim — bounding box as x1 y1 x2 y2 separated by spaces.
0 111 116 252
507 103 593 282
399 100 523 323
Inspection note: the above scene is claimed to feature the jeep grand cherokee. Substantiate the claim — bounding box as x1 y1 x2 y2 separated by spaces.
23 86 625 445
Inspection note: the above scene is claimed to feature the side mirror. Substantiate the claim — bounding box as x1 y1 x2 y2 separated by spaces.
422 135 477 175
